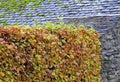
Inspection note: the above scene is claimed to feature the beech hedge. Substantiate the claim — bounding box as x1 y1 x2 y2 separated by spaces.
0 24 101 82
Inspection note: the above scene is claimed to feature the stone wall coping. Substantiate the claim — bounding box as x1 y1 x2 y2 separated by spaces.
61 14 120 19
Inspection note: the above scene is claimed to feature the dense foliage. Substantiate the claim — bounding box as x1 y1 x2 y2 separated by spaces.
0 23 101 81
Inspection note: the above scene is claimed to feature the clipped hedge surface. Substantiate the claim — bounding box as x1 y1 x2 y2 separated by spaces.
0 25 101 82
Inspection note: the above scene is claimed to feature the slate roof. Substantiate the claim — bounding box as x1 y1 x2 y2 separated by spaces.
0 0 120 26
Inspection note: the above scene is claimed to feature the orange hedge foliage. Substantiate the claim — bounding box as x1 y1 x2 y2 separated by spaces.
0 25 101 82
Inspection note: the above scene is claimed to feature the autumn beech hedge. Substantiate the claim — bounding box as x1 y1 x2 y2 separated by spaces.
0 24 101 82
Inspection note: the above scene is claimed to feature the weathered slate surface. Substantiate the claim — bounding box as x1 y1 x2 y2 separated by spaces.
63 15 120 82
0 0 120 25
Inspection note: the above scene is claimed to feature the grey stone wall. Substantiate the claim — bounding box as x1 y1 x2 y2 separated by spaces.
63 15 120 82
0 0 120 25
0 0 120 82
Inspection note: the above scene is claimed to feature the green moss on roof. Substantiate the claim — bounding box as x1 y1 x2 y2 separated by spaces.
0 0 45 12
